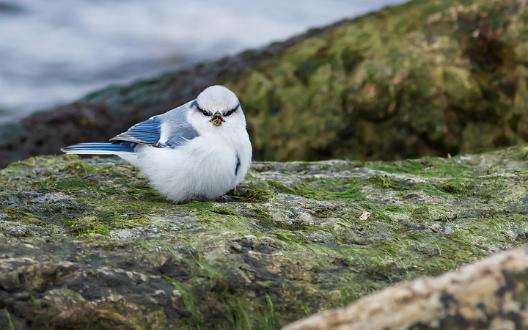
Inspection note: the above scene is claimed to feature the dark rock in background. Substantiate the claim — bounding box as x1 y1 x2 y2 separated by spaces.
0 25 328 167
1 0 527 167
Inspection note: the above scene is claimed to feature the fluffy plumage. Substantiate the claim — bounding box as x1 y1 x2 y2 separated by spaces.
62 85 252 202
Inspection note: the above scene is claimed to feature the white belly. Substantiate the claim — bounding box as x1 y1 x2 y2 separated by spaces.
129 135 248 202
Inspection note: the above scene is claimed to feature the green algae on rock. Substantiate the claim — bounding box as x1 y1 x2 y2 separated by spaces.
233 0 528 161
2 0 528 167
1 146 528 329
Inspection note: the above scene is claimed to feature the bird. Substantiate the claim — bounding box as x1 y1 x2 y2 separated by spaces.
62 85 252 202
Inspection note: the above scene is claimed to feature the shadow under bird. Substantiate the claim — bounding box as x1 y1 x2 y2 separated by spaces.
62 85 252 202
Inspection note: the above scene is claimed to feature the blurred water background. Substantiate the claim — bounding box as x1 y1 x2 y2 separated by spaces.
0 0 405 123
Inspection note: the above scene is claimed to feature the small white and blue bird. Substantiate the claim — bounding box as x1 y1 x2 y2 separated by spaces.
62 85 252 202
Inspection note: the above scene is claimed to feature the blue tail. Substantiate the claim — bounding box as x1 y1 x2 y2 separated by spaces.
61 142 135 155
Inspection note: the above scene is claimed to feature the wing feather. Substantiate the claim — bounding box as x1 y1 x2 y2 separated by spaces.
110 102 199 147
110 117 161 145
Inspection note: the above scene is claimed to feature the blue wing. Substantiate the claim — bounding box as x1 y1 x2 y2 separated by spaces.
110 102 199 147
110 116 162 145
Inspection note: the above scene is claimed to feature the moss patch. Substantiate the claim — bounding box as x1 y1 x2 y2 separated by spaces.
229 0 528 162
1 147 528 328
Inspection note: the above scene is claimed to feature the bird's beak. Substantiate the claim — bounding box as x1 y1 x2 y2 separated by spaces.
211 113 224 126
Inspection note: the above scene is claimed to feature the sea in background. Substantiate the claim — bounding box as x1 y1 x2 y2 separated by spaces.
0 0 406 123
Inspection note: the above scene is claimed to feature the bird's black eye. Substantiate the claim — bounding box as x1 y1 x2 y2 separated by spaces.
223 105 239 117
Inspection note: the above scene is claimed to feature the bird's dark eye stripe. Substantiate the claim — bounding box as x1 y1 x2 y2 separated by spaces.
200 108 212 116
223 104 239 116
192 101 212 116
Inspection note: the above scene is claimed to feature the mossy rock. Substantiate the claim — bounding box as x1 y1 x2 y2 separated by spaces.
2 0 528 167
234 0 528 161
1 145 528 329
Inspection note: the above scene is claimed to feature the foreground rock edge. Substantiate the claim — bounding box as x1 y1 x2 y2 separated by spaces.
285 245 528 330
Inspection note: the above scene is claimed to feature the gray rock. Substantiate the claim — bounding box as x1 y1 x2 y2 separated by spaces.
1 146 528 328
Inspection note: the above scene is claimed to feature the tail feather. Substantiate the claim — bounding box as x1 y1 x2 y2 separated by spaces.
61 142 135 155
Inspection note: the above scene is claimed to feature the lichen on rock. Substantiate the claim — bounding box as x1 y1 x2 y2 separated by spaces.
1 146 528 329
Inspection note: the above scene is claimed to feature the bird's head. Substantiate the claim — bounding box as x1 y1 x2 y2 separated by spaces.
189 85 245 133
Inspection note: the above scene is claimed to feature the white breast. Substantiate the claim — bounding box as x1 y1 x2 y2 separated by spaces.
131 129 251 202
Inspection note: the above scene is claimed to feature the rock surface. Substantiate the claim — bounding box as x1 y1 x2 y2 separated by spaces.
2 0 528 166
1 146 528 329
284 246 528 330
